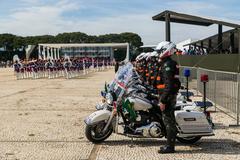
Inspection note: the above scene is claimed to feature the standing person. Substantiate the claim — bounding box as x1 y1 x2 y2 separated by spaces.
155 41 181 154
63 56 72 79
13 55 22 80
13 57 22 80
114 61 119 73
148 52 159 87
45 57 54 79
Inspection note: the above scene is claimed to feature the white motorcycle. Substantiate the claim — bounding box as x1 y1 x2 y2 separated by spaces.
84 63 214 144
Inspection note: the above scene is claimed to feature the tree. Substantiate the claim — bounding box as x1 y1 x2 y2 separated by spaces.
0 32 143 61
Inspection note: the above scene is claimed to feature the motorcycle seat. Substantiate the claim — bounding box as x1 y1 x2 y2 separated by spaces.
179 91 194 97
194 101 213 108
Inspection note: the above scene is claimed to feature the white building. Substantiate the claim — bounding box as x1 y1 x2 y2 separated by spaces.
38 43 130 61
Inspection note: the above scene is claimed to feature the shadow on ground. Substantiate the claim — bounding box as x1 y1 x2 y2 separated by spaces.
102 138 240 155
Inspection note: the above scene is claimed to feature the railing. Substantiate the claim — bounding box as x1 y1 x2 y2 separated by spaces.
179 66 240 126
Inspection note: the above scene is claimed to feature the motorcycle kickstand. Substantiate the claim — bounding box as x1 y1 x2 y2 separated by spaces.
129 137 135 148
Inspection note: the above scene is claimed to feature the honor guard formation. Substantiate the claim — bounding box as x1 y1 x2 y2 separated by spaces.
13 55 113 80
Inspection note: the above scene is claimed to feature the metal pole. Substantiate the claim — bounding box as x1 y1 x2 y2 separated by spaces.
237 28 240 125
47 47 50 59
57 48 60 59
186 76 189 100
203 82 207 113
83 59 86 75
218 24 223 53
214 72 217 112
197 67 199 96
38 45 41 59
237 73 240 125
232 28 240 126
165 13 171 41
43 47 46 60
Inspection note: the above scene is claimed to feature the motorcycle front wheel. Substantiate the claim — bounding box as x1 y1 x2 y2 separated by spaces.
85 121 113 143
176 136 201 144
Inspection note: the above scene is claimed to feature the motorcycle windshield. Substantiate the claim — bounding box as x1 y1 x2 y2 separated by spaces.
113 63 133 99
114 62 133 88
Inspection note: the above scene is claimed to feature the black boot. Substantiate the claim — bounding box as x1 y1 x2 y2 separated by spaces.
158 145 175 154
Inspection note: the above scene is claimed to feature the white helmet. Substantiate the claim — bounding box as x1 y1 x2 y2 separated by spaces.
155 41 176 59
150 51 158 57
144 52 152 60
136 52 146 61
13 55 20 63
145 51 159 61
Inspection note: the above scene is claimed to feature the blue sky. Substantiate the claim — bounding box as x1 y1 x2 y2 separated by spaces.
0 0 239 44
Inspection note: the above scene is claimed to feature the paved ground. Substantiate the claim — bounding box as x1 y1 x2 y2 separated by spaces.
0 68 239 160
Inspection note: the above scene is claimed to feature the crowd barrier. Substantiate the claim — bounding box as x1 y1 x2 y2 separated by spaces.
179 66 239 126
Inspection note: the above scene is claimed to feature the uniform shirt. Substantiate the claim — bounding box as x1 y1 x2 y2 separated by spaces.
160 57 181 104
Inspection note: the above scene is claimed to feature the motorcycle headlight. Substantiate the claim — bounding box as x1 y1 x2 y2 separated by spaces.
106 93 113 105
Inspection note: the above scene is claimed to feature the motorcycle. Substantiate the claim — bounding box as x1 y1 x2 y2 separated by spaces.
84 63 214 144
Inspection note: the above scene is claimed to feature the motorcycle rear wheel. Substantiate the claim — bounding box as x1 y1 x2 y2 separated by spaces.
176 136 201 144
85 121 113 143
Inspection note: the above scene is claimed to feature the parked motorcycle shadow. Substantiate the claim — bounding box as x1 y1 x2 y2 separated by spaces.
177 138 240 155
102 138 240 155
211 123 227 130
101 139 163 147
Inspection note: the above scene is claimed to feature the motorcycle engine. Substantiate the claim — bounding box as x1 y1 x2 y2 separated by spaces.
135 122 162 138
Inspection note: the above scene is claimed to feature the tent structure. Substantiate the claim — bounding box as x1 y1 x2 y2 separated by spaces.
152 10 240 53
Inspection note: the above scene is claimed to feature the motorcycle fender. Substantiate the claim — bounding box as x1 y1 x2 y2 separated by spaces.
84 110 111 125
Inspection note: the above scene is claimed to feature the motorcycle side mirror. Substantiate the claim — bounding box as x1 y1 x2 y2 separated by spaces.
101 91 106 98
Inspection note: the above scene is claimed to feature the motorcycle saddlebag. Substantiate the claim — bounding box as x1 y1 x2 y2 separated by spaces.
175 110 213 134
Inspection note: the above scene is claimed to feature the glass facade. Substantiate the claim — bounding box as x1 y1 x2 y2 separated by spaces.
61 47 112 58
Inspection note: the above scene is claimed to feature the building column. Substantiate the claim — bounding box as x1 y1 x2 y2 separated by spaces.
200 41 203 48
200 41 204 54
43 47 46 60
165 13 171 41
238 28 240 56
126 43 130 62
110 47 114 61
53 48 57 60
51 48 54 59
38 45 41 59
47 47 50 59
194 43 197 52
57 48 60 59
208 39 212 53
218 24 223 53
230 31 235 53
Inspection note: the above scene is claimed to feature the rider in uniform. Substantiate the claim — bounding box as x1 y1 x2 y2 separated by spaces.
147 52 159 87
155 41 181 154
135 52 146 80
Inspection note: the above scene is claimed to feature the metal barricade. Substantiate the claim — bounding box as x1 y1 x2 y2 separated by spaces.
179 67 197 90
179 66 239 125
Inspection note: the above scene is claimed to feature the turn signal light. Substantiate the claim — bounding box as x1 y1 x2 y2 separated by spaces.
184 68 190 77
201 74 209 82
